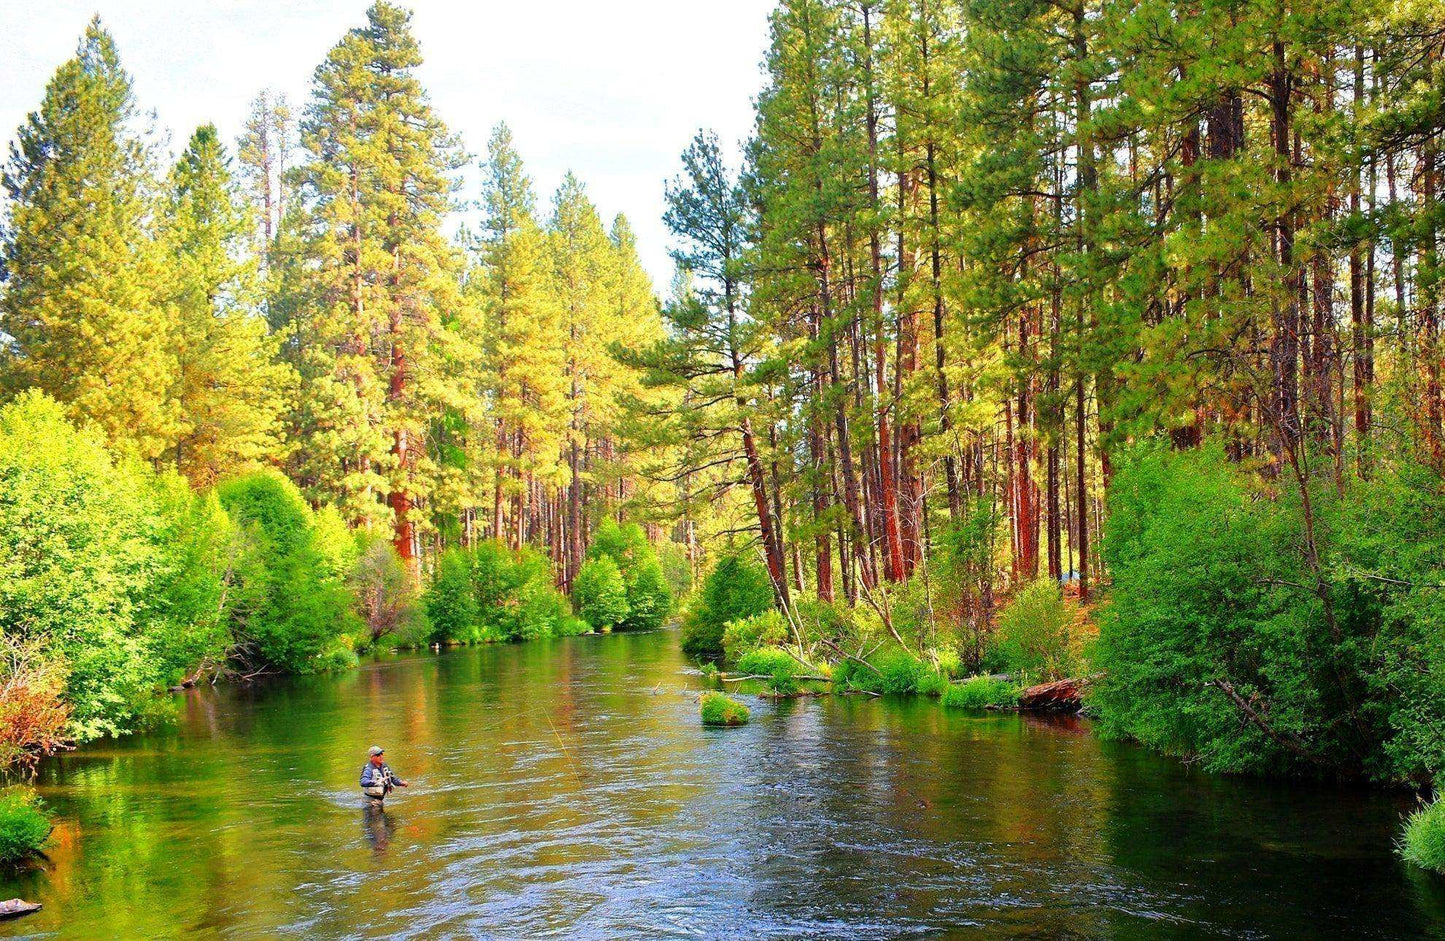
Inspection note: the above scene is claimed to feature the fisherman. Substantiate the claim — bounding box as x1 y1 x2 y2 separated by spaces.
360 745 408 804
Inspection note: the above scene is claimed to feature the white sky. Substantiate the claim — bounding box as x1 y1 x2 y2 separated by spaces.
0 0 775 287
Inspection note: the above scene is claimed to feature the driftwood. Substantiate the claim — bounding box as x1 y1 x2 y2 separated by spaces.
1017 676 1094 713
0 899 40 920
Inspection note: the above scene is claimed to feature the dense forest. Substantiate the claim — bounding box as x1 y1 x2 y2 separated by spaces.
0 4 677 764
2 0 1445 871
649 0 1445 789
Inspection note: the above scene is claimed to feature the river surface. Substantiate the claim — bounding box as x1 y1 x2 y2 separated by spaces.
3 628 1444 938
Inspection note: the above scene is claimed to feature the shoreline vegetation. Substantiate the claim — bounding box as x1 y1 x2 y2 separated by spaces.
1 0 1443 877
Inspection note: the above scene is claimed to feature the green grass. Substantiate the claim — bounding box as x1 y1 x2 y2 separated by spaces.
942 676 1021 710
0 788 52 863
1401 797 1445 873
700 691 750 727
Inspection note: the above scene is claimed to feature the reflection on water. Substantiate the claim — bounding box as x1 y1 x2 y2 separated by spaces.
2 629 1443 938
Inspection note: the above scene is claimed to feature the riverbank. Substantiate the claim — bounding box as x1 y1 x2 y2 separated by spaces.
6 628 1442 937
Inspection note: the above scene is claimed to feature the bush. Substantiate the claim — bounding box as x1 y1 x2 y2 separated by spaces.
425 549 478 642
624 559 672 631
0 635 70 772
0 789 52 863
700 691 750 726
219 471 360 673
1402 796 1445 874
680 552 775 663
574 556 630 630
831 646 930 695
916 669 950 697
987 579 1080 681
943 676 1021 710
350 539 427 646
0 392 228 740
584 520 673 630
722 610 790 662
1093 442 1445 782
734 646 802 695
423 542 575 644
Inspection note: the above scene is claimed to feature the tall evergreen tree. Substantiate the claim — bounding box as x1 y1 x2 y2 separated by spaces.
162 124 291 486
0 18 177 458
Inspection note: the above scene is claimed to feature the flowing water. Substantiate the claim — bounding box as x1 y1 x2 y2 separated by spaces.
3 628 1444 938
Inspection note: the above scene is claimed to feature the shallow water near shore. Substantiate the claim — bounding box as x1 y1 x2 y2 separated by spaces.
3 628 1444 938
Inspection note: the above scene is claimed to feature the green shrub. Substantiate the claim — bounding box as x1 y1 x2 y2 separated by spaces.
916 669 950 697
831 646 930 695
584 520 673 630
219 471 360 674
1402 796 1445 874
934 649 963 679
723 610 790 662
623 559 672 631
988 578 1079 681
0 789 52 863
574 556 630 630
425 542 573 643
1093 442 1445 781
700 691 750 726
349 538 427 647
425 549 478 642
680 552 775 663
734 646 801 695
943 676 1021 710
876 647 929 695
0 392 229 740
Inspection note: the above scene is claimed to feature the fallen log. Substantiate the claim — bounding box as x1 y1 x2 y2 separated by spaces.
0 899 41 920
1017 676 1093 713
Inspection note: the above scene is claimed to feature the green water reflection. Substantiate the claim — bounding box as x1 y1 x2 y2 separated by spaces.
3 629 1443 937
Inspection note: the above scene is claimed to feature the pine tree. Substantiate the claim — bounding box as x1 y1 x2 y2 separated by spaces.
293 1 470 568
0 18 178 459
162 124 290 486
473 123 566 548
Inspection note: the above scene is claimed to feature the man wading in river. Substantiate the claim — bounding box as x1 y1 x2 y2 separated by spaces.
360 746 408 804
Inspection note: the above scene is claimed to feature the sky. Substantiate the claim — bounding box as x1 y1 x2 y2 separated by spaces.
0 0 776 287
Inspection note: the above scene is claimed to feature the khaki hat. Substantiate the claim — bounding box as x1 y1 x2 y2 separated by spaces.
368 745 384 756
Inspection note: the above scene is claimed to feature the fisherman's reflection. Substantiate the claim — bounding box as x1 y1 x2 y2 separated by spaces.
362 800 397 855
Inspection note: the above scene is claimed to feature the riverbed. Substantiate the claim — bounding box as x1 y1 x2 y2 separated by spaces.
4 628 1443 937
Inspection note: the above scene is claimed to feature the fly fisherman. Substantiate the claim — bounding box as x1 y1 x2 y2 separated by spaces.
360 745 408 804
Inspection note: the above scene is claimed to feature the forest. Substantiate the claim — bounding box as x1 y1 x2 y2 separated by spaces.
1 0 1444 875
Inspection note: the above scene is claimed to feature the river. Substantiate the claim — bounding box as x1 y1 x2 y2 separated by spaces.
3 628 1443 938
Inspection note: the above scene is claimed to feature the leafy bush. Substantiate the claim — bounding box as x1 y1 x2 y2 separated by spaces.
734 646 802 695
942 676 1021 710
0 635 70 771
623 559 672 631
916 669 950 697
1402 796 1445 874
0 789 52 863
423 541 574 644
1093 442 1445 781
680 552 775 663
0 392 228 740
832 646 930 695
425 549 478 642
584 520 673 630
350 538 427 646
700 691 750 726
219 471 360 673
722 610 789 662
574 556 630 630
987 578 1080 681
